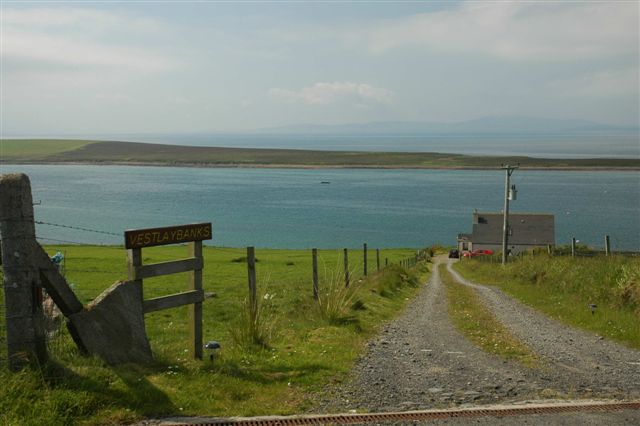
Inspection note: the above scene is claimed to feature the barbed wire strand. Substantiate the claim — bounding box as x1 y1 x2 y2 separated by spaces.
35 220 121 236
37 236 95 245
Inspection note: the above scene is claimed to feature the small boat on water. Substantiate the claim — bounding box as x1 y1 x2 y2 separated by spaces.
321 181 331 184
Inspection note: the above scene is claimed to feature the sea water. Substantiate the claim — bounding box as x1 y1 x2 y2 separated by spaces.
1 164 638 250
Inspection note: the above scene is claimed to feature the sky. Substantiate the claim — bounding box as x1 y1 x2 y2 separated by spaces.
1 0 638 135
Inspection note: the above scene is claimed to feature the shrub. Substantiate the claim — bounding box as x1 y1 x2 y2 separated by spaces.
229 291 277 350
615 264 640 315
316 266 359 325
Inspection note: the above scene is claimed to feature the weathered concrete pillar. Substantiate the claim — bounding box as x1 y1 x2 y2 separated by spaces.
0 173 47 370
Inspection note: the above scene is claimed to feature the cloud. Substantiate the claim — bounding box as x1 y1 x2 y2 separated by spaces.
269 82 393 106
2 7 163 35
353 2 638 61
547 67 640 98
1 7 175 72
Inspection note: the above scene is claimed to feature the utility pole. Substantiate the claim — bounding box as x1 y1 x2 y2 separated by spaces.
501 164 519 265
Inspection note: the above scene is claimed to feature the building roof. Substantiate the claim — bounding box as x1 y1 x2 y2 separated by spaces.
468 212 555 245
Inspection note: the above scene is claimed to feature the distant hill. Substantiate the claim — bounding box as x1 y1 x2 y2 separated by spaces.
261 116 636 135
2 139 638 170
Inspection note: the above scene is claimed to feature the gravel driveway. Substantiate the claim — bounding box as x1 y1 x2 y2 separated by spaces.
148 257 639 426
317 257 640 413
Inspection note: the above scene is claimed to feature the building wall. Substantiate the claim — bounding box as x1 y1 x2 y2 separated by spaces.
471 243 549 255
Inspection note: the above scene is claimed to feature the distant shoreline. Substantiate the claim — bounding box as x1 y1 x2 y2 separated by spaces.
3 160 639 172
2 139 639 171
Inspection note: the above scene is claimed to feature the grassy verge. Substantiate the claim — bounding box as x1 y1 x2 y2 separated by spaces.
453 255 640 348
440 264 539 368
1 245 427 425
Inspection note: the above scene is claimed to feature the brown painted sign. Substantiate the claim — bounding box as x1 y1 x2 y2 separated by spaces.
125 223 212 249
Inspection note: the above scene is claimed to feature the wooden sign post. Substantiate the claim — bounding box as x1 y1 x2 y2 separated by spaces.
125 223 212 359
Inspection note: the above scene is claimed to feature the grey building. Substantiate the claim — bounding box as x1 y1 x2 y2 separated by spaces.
457 211 555 254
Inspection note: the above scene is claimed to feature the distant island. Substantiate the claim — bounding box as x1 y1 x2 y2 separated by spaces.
1 139 638 170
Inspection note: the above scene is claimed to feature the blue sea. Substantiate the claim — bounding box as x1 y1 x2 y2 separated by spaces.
1 164 638 251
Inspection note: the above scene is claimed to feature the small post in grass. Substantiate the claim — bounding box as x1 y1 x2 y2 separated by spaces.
363 243 368 276
376 249 380 271
571 238 576 258
343 248 350 287
247 246 257 320
604 235 611 256
312 248 319 300
385 257 388 267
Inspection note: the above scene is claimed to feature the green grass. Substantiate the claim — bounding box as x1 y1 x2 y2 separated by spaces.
1 245 426 425
453 255 640 348
440 264 539 368
0 140 93 159
2 139 639 169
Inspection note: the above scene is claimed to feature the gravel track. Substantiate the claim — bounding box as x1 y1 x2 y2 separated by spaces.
146 257 639 426
317 257 640 414
446 260 640 399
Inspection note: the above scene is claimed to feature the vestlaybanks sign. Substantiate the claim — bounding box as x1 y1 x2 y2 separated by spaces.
124 223 212 249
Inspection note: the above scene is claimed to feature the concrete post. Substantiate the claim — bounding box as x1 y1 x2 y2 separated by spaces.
0 173 47 370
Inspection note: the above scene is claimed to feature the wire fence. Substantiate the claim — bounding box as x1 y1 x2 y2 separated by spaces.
2 218 426 368
3 217 637 368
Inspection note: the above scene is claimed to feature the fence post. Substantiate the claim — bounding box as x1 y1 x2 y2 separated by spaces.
363 243 368 276
0 173 47 370
247 247 257 320
189 241 203 359
376 249 380 271
312 248 318 300
571 238 576 258
343 248 350 287
604 235 611 256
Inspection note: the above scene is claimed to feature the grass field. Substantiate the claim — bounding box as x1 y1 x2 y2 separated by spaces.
453 255 640 348
2 139 639 169
1 245 427 425
1 140 92 159
440 264 539 368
